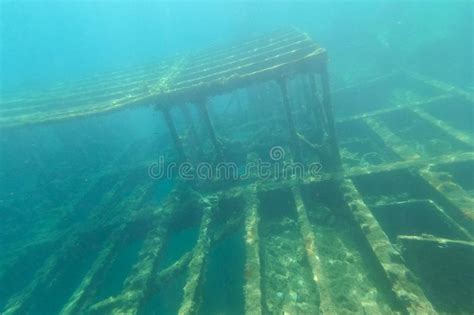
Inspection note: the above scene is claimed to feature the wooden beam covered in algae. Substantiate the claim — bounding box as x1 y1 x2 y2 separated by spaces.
177 194 217 315
86 190 189 315
340 179 437 314
2 171 156 315
243 185 262 315
364 115 474 232
292 186 334 313
2 32 473 314
0 27 327 129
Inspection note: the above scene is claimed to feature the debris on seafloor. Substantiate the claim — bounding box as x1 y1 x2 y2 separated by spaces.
1 28 473 315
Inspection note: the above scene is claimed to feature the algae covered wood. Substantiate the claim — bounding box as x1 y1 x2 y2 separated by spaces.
1 25 474 315
0 27 326 129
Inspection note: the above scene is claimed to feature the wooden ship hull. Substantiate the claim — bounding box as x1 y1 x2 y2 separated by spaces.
0 28 473 314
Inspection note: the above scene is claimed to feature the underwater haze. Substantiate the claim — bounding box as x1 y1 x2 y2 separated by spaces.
0 1 473 314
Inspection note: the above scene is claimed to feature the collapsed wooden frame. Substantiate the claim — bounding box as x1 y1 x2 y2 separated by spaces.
0 27 326 128
1 36 474 315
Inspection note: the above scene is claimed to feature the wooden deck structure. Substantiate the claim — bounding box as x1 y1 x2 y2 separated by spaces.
0 27 326 127
0 28 473 314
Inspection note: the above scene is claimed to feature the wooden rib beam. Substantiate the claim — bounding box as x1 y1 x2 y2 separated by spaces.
88 208 171 314
174 37 317 90
243 185 263 315
59 223 133 315
154 150 472 205
337 94 454 123
179 32 311 83
404 70 474 103
178 194 217 315
363 115 474 229
0 151 154 288
377 199 472 241
1 28 325 129
363 117 421 160
342 152 474 180
0 58 186 129
340 179 437 314
320 64 342 170
186 28 300 68
0 62 171 109
151 203 244 293
0 171 118 280
418 167 474 226
0 29 299 108
308 73 327 130
154 251 193 289
1 232 110 315
410 107 474 146
398 234 474 248
0 60 185 116
278 78 302 161
1 177 154 315
292 186 333 314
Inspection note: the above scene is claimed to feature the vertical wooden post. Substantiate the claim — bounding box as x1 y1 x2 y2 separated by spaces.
320 64 342 170
197 99 223 158
309 73 327 130
179 103 200 148
235 90 247 123
161 107 187 161
278 77 301 161
301 76 313 118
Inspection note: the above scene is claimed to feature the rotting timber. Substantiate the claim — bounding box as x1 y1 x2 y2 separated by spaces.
1 28 474 315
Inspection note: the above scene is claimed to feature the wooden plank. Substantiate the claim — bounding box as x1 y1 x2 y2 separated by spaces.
337 94 454 124
410 107 474 146
341 179 437 314
342 152 474 180
397 235 474 313
0 62 175 110
59 223 131 315
1 28 325 129
243 185 262 315
363 117 421 160
173 36 317 89
363 115 474 229
88 205 172 314
181 30 308 79
292 186 333 313
418 167 474 224
373 199 472 241
187 27 299 66
404 70 474 103
178 194 217 315
1 178 154 315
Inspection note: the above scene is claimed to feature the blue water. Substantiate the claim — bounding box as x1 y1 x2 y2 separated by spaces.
0 1 473 314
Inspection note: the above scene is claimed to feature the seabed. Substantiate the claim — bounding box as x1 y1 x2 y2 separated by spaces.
0 28 473 314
